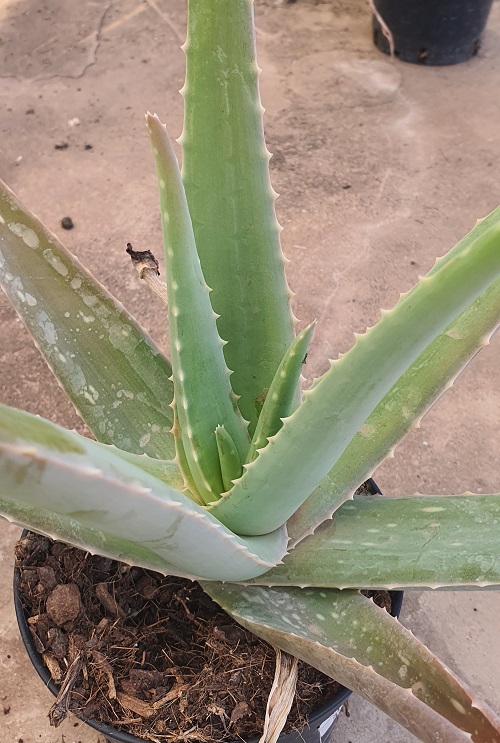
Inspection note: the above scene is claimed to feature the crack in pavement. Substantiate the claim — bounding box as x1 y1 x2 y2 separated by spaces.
0 3 113 82
41 2 113 81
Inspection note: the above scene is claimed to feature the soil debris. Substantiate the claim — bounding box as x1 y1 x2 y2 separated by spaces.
61 216 74 230
16 533 345 742
46 583 82 626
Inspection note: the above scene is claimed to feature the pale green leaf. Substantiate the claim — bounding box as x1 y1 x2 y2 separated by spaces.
0 405 287 581
171 401 204 505
215 425 243 491
182 0 296 433
288 281 500 543
147 114 249 504
209 208 500 535
247 322 315 463
205 584 500 743
0 179 174 459
252 495 500 589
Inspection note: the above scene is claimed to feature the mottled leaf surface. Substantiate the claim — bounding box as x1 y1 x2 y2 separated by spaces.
254 495 500 589
0 180 174 458
0 405 287 581
206 583 500 743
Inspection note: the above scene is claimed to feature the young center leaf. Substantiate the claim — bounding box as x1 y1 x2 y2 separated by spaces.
146 114 249 504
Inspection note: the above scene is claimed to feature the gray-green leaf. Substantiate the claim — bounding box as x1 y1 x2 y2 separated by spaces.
0 179 175 459
205 583 500 743
252 495 500 589
147 114 249 503
209 208 500 536
182 0 296 433
0 404 287 581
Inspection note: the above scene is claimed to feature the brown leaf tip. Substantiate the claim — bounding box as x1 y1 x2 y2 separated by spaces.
126 242 160 276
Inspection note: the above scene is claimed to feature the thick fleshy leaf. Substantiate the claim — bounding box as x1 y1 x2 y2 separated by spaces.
171 401 204 505
0 179 174 459
147 114 249 504
247 323 315 463
251 495 500 589
0 405 287 581
215 425 243 491
209 209 500 535
288 281 500 544
182 0 296 434
205 584 500 743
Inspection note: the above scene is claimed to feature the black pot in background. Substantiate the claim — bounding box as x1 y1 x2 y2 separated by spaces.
372 0 494 66
13 480 403 743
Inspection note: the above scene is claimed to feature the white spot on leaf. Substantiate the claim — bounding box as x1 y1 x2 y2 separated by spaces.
450 699 466 714
8 222 39 248
140 433 151 448
359 423 375 438
36 310 57 345
43 249 69 276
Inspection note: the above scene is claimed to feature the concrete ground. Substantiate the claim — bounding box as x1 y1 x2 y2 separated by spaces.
0 0 499 741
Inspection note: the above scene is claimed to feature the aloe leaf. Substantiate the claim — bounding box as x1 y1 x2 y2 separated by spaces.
209 209 500 535
0 405 287 581
181 0 296 434
146 114 249 503
288 280 500 543
171 401 204 505
247 322 315 463
0 399 184 490
0 180 174 459
215 425 243 491
107 448 184 491
250 495 500 589
205 584 500 743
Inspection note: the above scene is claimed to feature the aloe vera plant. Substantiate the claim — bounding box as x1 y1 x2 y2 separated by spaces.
0 0 499 741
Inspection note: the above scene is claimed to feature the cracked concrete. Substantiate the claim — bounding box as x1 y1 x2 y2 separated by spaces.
40 4 113 83
0 0 499 741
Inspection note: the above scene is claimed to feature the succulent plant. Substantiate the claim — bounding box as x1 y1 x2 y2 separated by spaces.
1 0 500 741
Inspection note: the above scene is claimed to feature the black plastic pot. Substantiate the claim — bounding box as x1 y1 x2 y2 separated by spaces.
13 484 404 743
372 0 494 66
